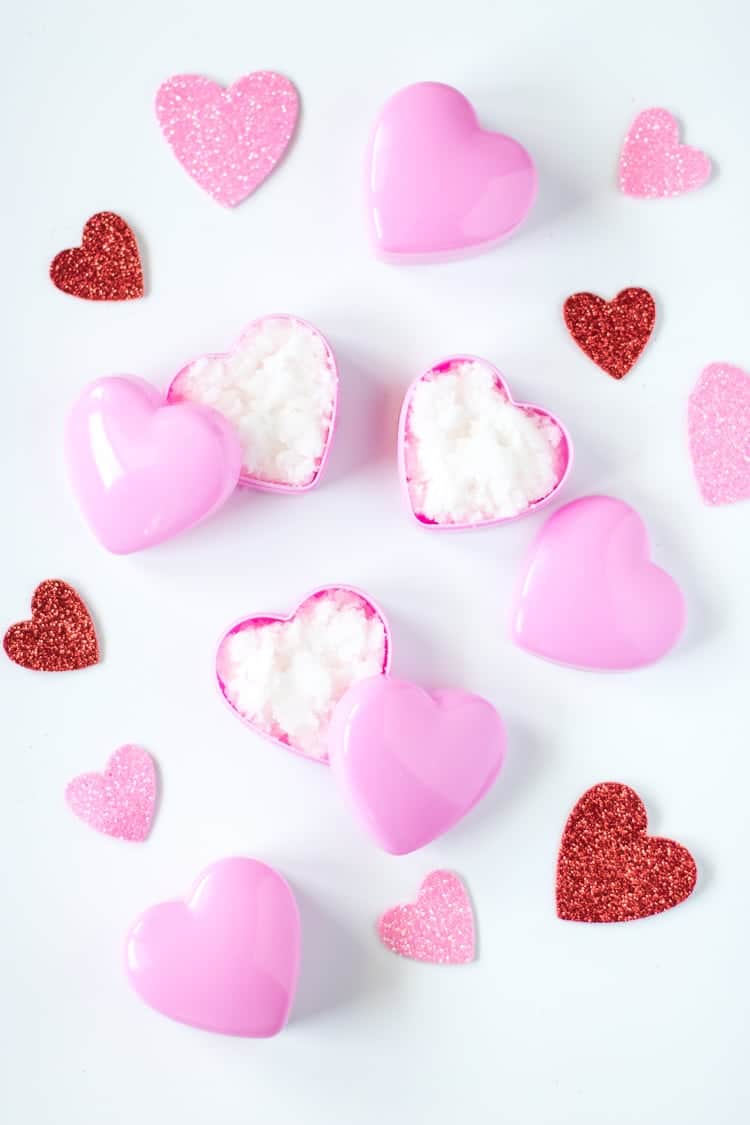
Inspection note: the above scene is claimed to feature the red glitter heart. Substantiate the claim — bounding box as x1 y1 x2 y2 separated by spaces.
556 783 697 923
50 212 144 301
563 287 655 379
3 580 99 672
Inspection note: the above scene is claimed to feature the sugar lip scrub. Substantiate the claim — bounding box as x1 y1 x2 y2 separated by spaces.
217 588 390 762
400 357 568 527
169 315 338 490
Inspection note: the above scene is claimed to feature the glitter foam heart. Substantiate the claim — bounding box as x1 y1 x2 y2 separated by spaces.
619 108 712 198
688 363 750 506
66 745 156 842
378 870 475 963
3 580 99 672
563 288 656 380
50 212 144 301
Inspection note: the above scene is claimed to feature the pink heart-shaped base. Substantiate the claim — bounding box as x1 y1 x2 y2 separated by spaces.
688 363 750 506
65 745 156 841
618 107 711 198
378 870 476 964
329 676 506 854
399 355 571 529
365 82 536 261
217 587 391 763
125 857 300 1037
66 376 242 554
512 495 685 670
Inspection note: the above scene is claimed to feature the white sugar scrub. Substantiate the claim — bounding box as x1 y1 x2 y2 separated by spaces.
168 315 338 490
217 588 389 761
401 358 568 526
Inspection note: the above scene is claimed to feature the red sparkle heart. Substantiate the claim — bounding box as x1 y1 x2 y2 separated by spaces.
50 212 144 301
3 580 99 671
563 287 655 379
556 783 697 923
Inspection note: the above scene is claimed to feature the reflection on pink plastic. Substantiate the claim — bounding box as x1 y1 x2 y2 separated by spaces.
365 82 536 261
125 857 300 1037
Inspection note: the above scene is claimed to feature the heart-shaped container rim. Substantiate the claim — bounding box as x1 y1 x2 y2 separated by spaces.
398 354 574 530
167 314 339 494
215 585 392 765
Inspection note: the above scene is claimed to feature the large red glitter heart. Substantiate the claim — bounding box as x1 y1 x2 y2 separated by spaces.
556 783 697 923
3 580 99 671
50 212 144 301
563 288 655 379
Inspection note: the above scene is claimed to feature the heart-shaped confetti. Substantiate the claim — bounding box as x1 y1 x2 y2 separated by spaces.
563 288 656 380
155 72 299 207
65 745 156 842
3 580 99 671
50 212 144 301
688 363 750 506
618 108 712 198
556 783 697 923
378 870 475 964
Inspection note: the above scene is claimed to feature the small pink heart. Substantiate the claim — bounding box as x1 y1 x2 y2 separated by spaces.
688 363 750 506
378 870 475 964
365 82 536 260
65 745 156 842
329 677 505 855
155 72 299 207
125 858 300 1037
619 108 711 198
512 496 686 670
65 375 242 554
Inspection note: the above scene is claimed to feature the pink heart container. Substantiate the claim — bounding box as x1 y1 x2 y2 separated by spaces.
167 314 339 494
398 356 573 530
216 586 392 765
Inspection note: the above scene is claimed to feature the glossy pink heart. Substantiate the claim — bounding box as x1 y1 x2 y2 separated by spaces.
378 870 476 964
619 108 711 198
65 376 242 554
512 496 686 670
155 72 299 207
398 355 572 529
65 745 156 842
329 677 506 855
125 857 300 1037
688 363 750 506
365 82 536 261
217 587 391 764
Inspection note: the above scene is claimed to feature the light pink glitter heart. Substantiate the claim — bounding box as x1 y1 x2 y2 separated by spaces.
65 745 156 842
688 363 750 506
155 72 299 207
619 108 711 198
378 871 475 964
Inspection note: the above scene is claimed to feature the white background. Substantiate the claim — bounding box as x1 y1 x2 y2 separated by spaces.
2 1 749 1122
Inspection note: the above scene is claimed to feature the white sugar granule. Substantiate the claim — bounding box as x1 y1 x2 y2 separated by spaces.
219 590 387 759
405 360 563 524
172 316 336 486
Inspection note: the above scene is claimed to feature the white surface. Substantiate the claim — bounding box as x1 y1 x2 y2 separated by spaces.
1 1 749 1123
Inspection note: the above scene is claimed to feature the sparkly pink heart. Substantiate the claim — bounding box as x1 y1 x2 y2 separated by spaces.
378 870 475 964
688 363 750 506
619 108 711 198
65 745 156 842
155 72 299 207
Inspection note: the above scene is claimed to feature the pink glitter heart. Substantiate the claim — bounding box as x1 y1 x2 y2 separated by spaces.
378 871 475 964
155 72 299 207
688 363 750 506
65 745 156 842
619 108 711 198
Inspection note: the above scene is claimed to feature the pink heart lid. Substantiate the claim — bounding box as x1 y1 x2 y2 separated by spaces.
217 586 392 764
66 375 242 554
512 495 686 670
329 676 506 855
125 857 300 1037
399 356 571 529
365 82 536 261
